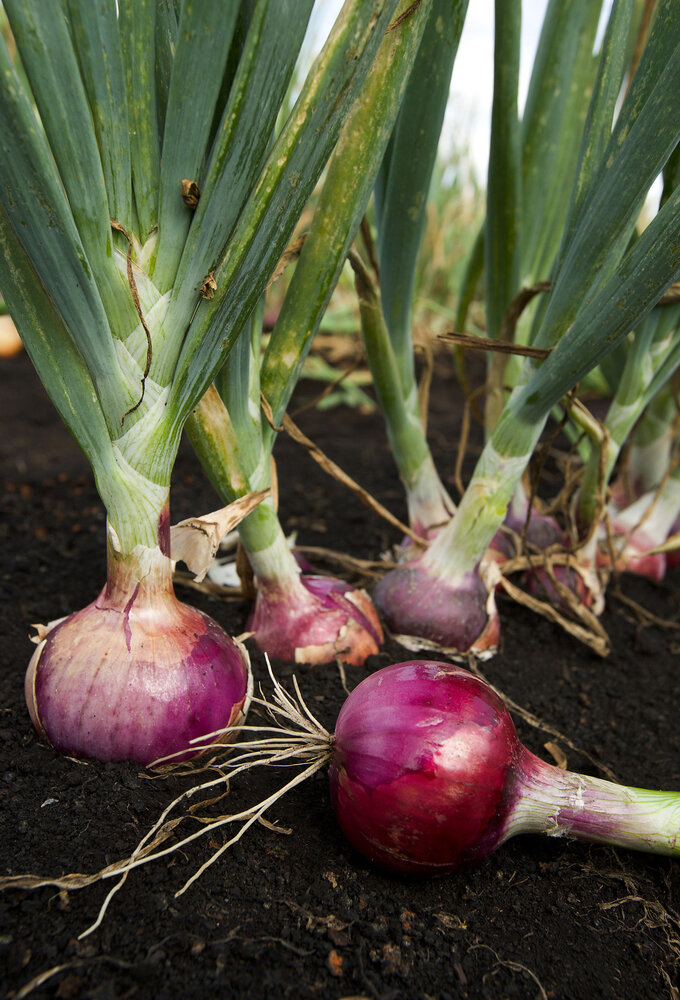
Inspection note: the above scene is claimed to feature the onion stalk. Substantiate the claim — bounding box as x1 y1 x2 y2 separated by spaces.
186 318 383 665
0 0 402 759
355 0 467 540
373 0 680 653
187 0 441 662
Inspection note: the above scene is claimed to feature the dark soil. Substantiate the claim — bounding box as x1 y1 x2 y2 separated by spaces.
1 348 679 1000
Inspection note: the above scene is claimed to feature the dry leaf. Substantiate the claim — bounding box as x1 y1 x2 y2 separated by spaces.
171 491 269 582
181 178 201 208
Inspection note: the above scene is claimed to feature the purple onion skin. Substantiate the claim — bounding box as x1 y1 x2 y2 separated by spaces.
524 562 594 611
25 514 251 765
488 509 597 611
329 660 522 873
248 573 383 666
330 661 680 873
505 506 564 551
373 558 499 655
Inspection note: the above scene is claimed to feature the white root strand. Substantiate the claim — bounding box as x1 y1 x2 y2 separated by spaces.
80 658 330 938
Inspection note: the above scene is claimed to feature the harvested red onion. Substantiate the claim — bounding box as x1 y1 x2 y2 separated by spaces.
248 572 382 665
26 513 251 765
71 659 678 928
329 661 679 872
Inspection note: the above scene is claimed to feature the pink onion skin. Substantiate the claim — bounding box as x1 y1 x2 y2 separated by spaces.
26 510 251 765
373 558 499 655
248 574 383 666
329 660 520 873
667 516 680 570
596 526 666 582
505 506 564 552
524 562 595 610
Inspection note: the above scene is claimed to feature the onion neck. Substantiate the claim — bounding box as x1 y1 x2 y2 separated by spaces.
102 490 174 610
504 750 680 857
405 453 456 538
239 500 302 590
423 443 531 579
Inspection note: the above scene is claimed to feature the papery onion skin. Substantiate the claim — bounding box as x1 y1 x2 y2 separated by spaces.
329 660 519 872
248 573 383 666
25 521 252 765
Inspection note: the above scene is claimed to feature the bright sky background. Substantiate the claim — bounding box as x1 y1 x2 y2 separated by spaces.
444 0 547 180
305 1 614 185
305 0 550 183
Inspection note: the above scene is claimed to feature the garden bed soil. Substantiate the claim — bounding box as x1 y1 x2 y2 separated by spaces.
1 348 679 1000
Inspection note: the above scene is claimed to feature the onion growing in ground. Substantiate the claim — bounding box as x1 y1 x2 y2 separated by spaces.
0 1 403 761
186 316 384 668
26 508 253 765
247 562 383 666
186 0 439 665
365 1 680 654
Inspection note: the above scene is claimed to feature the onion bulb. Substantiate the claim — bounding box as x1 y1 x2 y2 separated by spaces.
329 661 679 872
373 557 499 657
248 572 383 665
26 518 251 765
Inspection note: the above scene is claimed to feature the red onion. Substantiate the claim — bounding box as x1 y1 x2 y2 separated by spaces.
373 557 499 657
596 525 667 581
667 514 680 570
328 661 679 872
26 513 251 765
248 572 383 665
70 659 677 923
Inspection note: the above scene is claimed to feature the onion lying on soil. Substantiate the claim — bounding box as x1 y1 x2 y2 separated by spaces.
80 658 678 931
328 661 679 872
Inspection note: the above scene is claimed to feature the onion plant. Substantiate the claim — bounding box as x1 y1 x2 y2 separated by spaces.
575 302 680 581
187 0 447 664
361 0 606 652
350 0 505 654
364 0 467 542
0 0 402 761
373 0 680 654
569 149 680 583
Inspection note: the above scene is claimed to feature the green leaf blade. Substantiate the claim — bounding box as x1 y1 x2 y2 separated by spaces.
66 0 133 235
504 186 680 440
168 0 314 302
485 0 521 344
119 0 160 238
0 206 116 480
166 0 402 428
0 36 131 425
260 0 435 432
153 0 240 290
4 0 133 331
375 0 469 394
